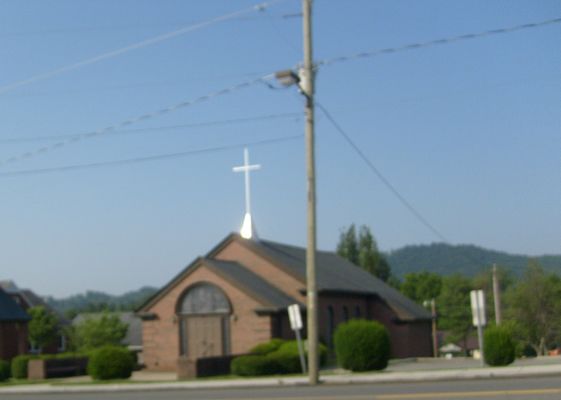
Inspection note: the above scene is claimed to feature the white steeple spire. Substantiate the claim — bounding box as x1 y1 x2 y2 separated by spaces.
232 148 261 239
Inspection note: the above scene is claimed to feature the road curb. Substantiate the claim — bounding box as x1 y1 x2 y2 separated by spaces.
1 364 560 394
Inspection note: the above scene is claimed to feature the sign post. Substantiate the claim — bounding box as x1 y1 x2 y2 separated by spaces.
288 304 307 374
470 290 486 366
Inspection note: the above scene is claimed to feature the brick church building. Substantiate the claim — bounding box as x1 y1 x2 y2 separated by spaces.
138 233 433 372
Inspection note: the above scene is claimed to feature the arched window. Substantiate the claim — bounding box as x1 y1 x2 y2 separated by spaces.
178 284 231 315
343 306 349 322
177 283 231 357
355 305 361 318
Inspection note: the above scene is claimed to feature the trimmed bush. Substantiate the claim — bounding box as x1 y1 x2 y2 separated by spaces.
484 326 515 366
232 340 328 376
0 360 10 382
249 339 286 355
334 319 390 371
11 355 37 379
231 355 281 376
270 340 328 373
87 346 134 380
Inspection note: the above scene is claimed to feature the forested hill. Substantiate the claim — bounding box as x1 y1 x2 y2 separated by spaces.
45 286 158 315
385 243 561 277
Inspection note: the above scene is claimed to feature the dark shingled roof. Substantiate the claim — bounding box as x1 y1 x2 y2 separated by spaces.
0 288 30 322
247 237 431 321
203 259 300 312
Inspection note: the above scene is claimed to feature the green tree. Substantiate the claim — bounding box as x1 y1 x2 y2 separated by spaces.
28 306 59 352
400 271 443 304
437 274 473 353
336 224 359 265
73 312 128 350
337 224 391 282
504 261 561 355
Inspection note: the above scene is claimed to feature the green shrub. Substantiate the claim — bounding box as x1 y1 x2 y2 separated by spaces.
232 340 328 376
249 339 286 355
0 360 10 382
484 326 515 366
269 340 328 373
87 346 134 380
515 342 537 358
11 355 37 379
334 319 390 371
231 355 281 376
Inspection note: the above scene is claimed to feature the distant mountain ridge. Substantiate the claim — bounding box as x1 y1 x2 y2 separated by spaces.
385 243 561 277
45 286 158 314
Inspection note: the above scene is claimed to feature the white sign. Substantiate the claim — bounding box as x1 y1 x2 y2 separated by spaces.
470 290 486 327
288 304 303 331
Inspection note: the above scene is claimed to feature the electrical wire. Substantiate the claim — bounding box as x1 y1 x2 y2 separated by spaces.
0 0 288 95
0 74 276 167
0 134 302 178
0 112 303 144
316 101 448 242
316 17 561 68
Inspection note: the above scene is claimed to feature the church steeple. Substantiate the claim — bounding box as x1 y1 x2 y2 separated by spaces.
232 148 260 239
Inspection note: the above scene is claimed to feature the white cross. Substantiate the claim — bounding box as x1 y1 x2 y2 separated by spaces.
233 148 261 239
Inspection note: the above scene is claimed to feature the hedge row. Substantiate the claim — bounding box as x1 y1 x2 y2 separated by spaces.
231 339 327 376
10 353 90 380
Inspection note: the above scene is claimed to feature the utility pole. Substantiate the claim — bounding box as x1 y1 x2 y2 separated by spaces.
302 0 318 386
431 299 438 358
492 264 502 325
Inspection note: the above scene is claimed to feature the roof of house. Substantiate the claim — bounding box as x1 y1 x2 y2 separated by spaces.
223 234 432 321
0 287 30 322
203 259 300 312
0 281 69 325
0 280 20 294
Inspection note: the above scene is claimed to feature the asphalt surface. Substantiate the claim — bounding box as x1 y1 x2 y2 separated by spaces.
3 376 561 400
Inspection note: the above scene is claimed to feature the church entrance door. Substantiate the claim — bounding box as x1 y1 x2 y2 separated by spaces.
186 315 223 358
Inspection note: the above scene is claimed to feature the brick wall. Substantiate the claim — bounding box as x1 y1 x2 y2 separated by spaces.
214 240 306 303
143 263 273 372
0 322 28 361
369 298 433 358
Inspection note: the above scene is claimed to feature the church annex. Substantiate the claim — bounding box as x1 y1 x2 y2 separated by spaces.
137 233 433 372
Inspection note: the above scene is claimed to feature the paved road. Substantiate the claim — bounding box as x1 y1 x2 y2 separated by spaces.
3 376 561 400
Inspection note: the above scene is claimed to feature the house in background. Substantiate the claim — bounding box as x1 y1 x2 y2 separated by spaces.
0 280 69 354
0 287 30 360
137 233 433 374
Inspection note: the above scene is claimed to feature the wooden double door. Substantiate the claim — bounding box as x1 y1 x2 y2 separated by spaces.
180 315 228 359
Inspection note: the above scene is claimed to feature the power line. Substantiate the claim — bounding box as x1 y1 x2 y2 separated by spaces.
1 13 298 38
0 74 275 167
0 0 287 95
0 134 302 178
0 112 303 144
317 17 561 68
316 101 448 243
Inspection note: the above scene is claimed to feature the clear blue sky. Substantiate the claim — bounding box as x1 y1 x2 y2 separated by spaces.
0 0 559 297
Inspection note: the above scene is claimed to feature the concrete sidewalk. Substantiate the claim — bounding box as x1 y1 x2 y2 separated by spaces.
1 357 560 395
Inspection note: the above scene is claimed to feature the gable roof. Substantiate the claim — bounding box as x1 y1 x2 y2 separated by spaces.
211 233 431 321
142 233 430 321
0 288 30 322
138 256 300 313
203 259 300 312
